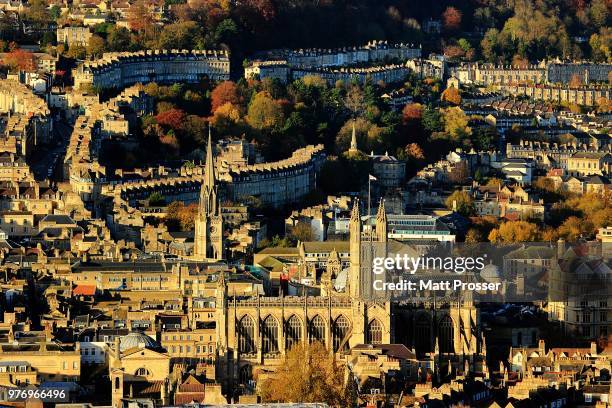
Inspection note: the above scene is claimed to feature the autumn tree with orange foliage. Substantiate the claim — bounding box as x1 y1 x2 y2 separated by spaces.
156 108 186 130
246 91 284 130
441 85 461 105
442 6 462 31
2 48 36 71
443 45 465 60
210 81 242 113
165 201 199 231
596 97 611 112
511 55 529 69
488 221 541 243
211 102 245 135
128 0 156 38
403 143 425 160
402 103 423 124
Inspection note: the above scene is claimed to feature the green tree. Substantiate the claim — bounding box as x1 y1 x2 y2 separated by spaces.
107 26 132 52
148 192 165 206
445 190 474 216
214 18 238 43
49 5 61 21
472 126 498 151
421 108 443 133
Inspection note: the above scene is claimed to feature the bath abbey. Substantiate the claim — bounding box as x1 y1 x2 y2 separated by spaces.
193 135 484 392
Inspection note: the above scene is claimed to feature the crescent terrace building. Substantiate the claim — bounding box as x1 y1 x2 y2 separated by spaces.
73 49 230 90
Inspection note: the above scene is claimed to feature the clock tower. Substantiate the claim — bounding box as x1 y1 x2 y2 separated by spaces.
194 128 224 261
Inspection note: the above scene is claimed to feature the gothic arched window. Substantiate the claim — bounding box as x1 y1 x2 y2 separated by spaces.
286 315 302 351
439 315 454 354
366 319 383 345
238 315 255 354
332 315 350 353
309 315 326 345
415 314 431 354
262 315 279 353
239 365 251 385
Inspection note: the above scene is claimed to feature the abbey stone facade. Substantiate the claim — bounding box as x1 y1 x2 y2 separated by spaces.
194 135 483 390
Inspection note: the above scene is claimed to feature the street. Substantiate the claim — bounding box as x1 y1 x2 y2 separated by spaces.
30 118 73 182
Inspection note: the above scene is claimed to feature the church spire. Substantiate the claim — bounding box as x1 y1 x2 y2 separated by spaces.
376 198 387 242
194 124 223 261
204 124 216 191
350 198 360 222
349 120 358 153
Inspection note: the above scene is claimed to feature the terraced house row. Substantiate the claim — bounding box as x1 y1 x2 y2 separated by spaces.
73 49 231 90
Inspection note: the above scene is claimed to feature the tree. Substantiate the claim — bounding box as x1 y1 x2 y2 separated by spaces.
211 102 244 136
148 192 165 206
442 107 472 141
441 86 461 105
214 18 238 43
289 222 312 242
128 0 155 38
589 30 611 62
465 228 483 243
511 55 529 68
557 216 588 241
49 5 61 21
156 108 186 130
246 91 284 130
590 0 609 28
442 6 462 31
443 45 465 60
403 143 425 160
25 0 51 26
2 48 36 71
259 342 354 406
87 35 106 58
488 221 540 243
596 97 611 112
65 44 87 60
165 201 199 230
422 108 443 133
160 129 180 153
210 81 241 112
481 28 502 63
336 117 384 154
183 115 207 145
107 26 132 51
472 126 498 151
157 21 203 50
402 103 423 123
344 85 365 117
445 190 474 216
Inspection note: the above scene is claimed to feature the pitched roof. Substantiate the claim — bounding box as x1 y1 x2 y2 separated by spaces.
73 284 96 296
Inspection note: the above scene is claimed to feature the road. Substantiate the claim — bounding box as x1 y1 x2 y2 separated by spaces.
30 119 73 182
